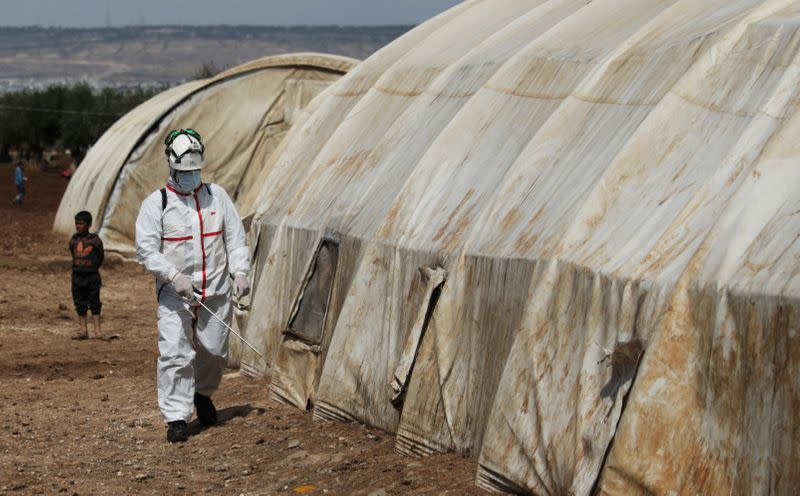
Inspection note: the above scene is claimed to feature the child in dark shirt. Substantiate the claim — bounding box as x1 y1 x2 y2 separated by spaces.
69 211 104 339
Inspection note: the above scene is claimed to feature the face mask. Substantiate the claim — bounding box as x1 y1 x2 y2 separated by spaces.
174 169 202 192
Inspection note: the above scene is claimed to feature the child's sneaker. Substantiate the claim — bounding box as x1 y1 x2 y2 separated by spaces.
166 420 189 442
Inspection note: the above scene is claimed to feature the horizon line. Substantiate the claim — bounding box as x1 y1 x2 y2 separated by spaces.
0 23 417 29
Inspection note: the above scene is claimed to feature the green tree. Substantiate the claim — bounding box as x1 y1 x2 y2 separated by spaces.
0 82 166 162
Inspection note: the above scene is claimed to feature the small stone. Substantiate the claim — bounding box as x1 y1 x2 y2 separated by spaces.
367 489 387 496
231 443 241 450
214 464 229 472
288 450 309 462
116 471 123 477
287 439 301 449
134 473 150 481
254 438 265 445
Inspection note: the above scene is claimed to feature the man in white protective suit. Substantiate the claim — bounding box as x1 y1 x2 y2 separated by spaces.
135 128 251 443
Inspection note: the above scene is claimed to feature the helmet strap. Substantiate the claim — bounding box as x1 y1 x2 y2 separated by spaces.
169 167 179 188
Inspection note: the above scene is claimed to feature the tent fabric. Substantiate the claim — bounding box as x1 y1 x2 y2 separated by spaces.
54 53 357 254
236 0 478 384
239 0 800 494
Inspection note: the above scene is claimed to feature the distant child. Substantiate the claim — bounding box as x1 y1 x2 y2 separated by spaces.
12 162 26 205
69 211 104 339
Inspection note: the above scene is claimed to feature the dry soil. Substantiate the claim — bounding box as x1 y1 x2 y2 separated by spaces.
0 164 489 496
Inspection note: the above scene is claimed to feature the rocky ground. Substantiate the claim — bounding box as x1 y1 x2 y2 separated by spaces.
0 165 489 495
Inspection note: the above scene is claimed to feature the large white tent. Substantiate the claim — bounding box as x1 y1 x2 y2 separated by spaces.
236 1 800 494
54 53 357 252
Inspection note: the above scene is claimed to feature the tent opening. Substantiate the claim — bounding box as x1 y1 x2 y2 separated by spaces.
283 238 340 346
390 265 447 408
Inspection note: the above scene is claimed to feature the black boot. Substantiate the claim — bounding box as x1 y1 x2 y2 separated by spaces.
194 393 217 426
166 420 189 443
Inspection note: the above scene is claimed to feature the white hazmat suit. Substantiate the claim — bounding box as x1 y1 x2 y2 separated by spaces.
136 180 250 423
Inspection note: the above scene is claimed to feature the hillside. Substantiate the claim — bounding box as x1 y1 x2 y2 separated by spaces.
0 25 409 92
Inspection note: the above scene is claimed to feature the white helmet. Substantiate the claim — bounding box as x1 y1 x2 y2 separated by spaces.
165 129 205 171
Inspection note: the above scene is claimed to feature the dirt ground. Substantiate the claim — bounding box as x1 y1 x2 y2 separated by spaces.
0 165 489 495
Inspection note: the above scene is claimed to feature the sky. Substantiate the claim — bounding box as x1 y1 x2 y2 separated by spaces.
0 0 464 27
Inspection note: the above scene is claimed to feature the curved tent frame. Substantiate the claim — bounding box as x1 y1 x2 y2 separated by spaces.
54 53 357 253
239 1 800 494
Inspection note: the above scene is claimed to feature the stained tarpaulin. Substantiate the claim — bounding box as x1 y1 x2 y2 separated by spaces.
54 53 357 254
161 0 800 493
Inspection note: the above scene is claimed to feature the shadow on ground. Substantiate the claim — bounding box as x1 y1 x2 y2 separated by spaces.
187 403 266 435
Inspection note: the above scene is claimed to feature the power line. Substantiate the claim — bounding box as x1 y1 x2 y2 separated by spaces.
0 104 122 117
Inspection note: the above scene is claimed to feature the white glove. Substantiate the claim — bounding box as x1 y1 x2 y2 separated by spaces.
172 273 194 300
233 273 250 298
